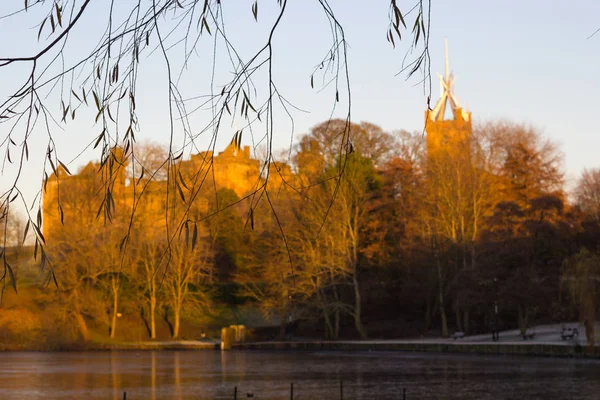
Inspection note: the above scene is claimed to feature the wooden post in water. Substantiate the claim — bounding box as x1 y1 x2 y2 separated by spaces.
290 382 294 400
233 386 237 400
340 380 343 400
403 387 406 400
123 392 126 400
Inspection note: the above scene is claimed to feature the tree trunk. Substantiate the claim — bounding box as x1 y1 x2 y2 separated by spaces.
352 266 367 339
173 305 181 339
73 290 90 342
518 304 528 335
455 305 463 333
279 315 286 340
75 312 90 342
584 298 596 350
463 310 470 335
425 297 432 333
150 295 156 339
317 288 333 339
334 308 340 340
437 256 449 338
163 306 174 337
110 279 118 339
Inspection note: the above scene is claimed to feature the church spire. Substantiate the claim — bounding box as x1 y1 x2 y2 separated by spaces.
428 39 469 123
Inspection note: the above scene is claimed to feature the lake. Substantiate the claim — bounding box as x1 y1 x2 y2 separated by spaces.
0 350 599 399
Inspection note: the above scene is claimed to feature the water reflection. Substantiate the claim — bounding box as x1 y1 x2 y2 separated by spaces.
0 351 599 399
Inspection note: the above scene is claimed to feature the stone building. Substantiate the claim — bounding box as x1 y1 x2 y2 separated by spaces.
42 139 273 240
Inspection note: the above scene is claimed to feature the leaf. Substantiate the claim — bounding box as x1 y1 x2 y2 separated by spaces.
92 90 100 110
335 90 339 102
50 14 55 33
119 235 127 251
178 170 189 189
137 168 145 185
201 17 211 35
184 221 190 247
192 223 198 250
58 160 71 175
176 181 186 203
24 0 28 11
71 89 81 102
129 91 136 110
23 220 30 243
59 203 64 225
252 1 258 21
310 74 314 89
55 3 62 27
93 130 105 149
38 18 47 40
6 263 17 294
95 106 103 123
51 270 59 289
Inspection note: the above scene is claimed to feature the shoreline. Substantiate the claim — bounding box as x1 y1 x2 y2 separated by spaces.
232 340 600 359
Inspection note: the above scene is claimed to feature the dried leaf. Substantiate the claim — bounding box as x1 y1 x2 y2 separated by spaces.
252 1 258 21
38 18 47 40
192 223 198 250
55 3 62 27
23 220 30 243
92 90 100 110
6 263 17 294
58 160 71 175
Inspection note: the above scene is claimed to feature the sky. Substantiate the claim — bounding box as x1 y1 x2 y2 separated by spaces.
1 0 600 212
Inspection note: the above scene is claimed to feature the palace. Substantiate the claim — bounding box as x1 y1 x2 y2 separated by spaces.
41 139 293 239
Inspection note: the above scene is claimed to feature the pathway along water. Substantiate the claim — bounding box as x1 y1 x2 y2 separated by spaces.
0 350 598 399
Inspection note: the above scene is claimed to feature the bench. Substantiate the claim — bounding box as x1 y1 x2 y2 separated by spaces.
522 329 536 340
452 332 465 340
561 327 579 340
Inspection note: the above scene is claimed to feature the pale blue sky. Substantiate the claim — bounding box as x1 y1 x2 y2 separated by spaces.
1 0 600 210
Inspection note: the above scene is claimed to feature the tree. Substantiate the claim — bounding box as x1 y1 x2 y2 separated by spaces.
163 232 214 339
562 248 600 349
0 0 432 291
574 168 600 222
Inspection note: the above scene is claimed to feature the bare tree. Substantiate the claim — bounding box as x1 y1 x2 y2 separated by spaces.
574 168 600 221
0 1 431 291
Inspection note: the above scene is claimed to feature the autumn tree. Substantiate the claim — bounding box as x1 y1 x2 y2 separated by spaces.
562 248 600 349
